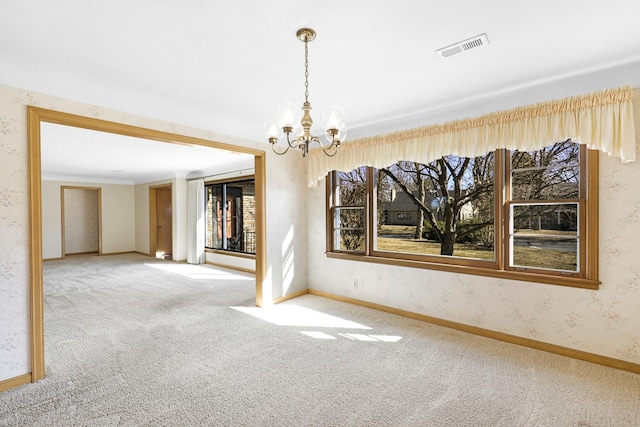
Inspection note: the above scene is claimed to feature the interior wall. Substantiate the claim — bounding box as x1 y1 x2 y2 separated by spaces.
41 180 135 259
205 252 255 272
174 178 188 262
134 182 151 255
307 93 640 366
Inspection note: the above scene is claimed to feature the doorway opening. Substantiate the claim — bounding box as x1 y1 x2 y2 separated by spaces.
28 107 267 383
61 186 102 258
149 184 173 260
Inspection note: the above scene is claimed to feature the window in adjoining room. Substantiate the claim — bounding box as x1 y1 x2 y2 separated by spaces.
206 179 256 255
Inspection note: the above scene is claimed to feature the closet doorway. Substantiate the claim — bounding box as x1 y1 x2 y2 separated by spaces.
149 184 173 260
61 186 102 258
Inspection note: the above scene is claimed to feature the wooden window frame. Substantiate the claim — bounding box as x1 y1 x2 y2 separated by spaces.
205 178 256 255
326 146 599 289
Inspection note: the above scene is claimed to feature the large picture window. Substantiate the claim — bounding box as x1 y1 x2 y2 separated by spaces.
327 141 598 288
206 179 256 255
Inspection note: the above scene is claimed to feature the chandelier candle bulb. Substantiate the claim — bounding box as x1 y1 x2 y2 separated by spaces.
264 121 282 140
327 113 338 128
267 28 346 158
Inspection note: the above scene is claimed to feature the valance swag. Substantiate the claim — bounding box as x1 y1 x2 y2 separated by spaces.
307 86 637 186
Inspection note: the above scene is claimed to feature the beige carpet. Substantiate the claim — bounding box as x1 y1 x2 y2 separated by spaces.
0 253 639 426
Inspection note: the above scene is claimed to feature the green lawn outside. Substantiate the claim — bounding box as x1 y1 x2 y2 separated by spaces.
375 225 577 271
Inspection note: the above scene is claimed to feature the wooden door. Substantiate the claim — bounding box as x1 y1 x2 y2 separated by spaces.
156 187 172 260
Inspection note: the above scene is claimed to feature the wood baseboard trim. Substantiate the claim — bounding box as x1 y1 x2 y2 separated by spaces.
308 289 640 375
205 260 255 274
101 251 136 256
272 289 308 305
135 251 152 257
0 373 32 393
64 251 99 257
45 251 137 261
205 248 256 260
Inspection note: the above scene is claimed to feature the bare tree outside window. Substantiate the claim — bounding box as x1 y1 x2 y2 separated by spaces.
334 168 367 252
378 153 495 258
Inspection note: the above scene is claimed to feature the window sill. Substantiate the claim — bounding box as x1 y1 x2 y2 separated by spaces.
205 248 256 260
325 252 599 290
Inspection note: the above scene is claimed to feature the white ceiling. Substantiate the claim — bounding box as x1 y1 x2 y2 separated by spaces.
40 123 254 184
3 1 640 182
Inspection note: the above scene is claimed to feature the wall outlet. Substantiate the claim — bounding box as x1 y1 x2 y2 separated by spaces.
353 279 358 289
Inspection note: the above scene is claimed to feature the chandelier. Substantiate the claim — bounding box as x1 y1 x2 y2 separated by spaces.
265 28 347 158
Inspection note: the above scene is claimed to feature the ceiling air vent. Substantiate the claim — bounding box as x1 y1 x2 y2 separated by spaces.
436 33 489 59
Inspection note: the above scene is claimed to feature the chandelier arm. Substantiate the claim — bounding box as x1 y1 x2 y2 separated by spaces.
271 143 290 156
313 135 338 151
285 132 300 149
309 136 338 157
321 145 339 157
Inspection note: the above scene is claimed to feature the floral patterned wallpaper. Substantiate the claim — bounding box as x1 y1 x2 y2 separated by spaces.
0 84 308 382
307 92 640 365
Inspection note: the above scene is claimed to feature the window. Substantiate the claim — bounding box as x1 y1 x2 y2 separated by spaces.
330 167 367 253
206 179 256 255
326 141 598 288
508 142 582 273
374 155 495 265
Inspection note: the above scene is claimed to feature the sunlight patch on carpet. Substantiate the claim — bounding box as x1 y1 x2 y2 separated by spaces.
300 331 336 340
145 263 253 281
231 305 372 329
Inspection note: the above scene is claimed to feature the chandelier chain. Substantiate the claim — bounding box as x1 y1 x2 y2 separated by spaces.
304 40 309 104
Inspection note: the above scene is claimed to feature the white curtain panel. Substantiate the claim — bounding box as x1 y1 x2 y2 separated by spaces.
187 178 205 264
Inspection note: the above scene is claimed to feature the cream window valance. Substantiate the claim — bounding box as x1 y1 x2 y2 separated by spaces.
307 86 637 186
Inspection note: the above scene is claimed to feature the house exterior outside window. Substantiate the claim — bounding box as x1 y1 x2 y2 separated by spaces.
206 179 256 254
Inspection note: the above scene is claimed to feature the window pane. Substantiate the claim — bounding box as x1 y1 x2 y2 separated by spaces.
337 168 367 206
334 229 365 252
512 164 579 200
510 204 578 271
511 141 580 200
206 185 223 249
234 181 255 254
205 180 255 254
334 207 365 252
375 155 495 260
337 207 364 229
